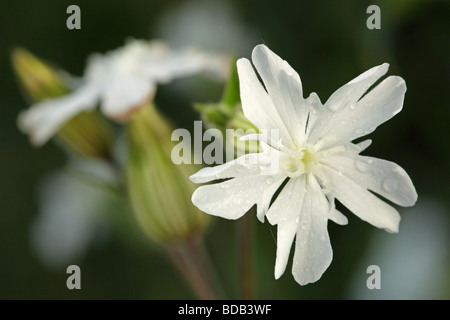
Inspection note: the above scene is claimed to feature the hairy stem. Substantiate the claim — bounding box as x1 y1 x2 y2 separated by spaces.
165 236 221 300
239 214 254 300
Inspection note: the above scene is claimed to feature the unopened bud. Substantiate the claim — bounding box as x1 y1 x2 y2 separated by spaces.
126 103 210 243
11 48 69 102
195 56 261 157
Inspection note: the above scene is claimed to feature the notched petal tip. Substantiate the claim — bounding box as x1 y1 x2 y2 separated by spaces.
347 62 389 86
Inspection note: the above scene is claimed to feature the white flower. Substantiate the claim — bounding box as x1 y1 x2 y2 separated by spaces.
190 44 418 285
31 160 118 268
18 39 229 146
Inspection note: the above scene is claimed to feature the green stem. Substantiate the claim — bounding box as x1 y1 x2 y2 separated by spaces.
239 214 254 300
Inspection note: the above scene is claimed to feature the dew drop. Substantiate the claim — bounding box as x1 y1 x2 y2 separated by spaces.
328 103 340 112
265 177 275 185
354 159 371 173
382 177 399 192
300 219 309 230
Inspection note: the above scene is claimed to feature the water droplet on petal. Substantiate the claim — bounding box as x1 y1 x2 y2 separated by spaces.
354 159 371 173
300 219 309 230
328 103 340 112
382 177 399 192
265 177 274 185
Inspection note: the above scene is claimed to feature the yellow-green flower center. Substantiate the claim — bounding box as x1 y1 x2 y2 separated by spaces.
284 147 318 178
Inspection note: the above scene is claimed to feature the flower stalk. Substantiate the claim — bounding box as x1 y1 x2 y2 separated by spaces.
126 102 221 299
239 213 254 300
165 236 221 300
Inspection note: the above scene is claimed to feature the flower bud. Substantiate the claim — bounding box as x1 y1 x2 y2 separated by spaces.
195 56 261 158
126 103 210 243
12 48 115 160
11 48 69 102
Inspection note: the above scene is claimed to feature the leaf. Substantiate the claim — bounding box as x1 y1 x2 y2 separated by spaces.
222 54 240 108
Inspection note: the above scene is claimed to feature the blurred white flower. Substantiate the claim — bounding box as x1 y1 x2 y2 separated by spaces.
347 198 450 299
190 44 418 285
155 0 258 56
18 39 229 146
30 160 118 268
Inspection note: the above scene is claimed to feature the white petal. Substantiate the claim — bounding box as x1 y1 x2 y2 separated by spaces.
256 174 286 222
191 149 285 222
319 164 401 233
237 58 294 148
329 208 348 225
252 44 308 142
355 139 372 153
266 176 307 279
323 76 405 149
327 63 389 111
292 174 333 285
87 39 228 120
324 193 348 225
307 64 405 148
100 75 156 120
322 153 418 207
189 153 263 184
17 84 100 146
191 174 268 220
142 45 228 82
239 133 284 152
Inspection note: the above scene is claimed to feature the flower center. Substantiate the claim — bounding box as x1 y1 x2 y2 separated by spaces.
283 146 318 178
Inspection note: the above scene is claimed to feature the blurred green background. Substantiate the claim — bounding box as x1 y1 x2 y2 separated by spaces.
1 0 449 299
